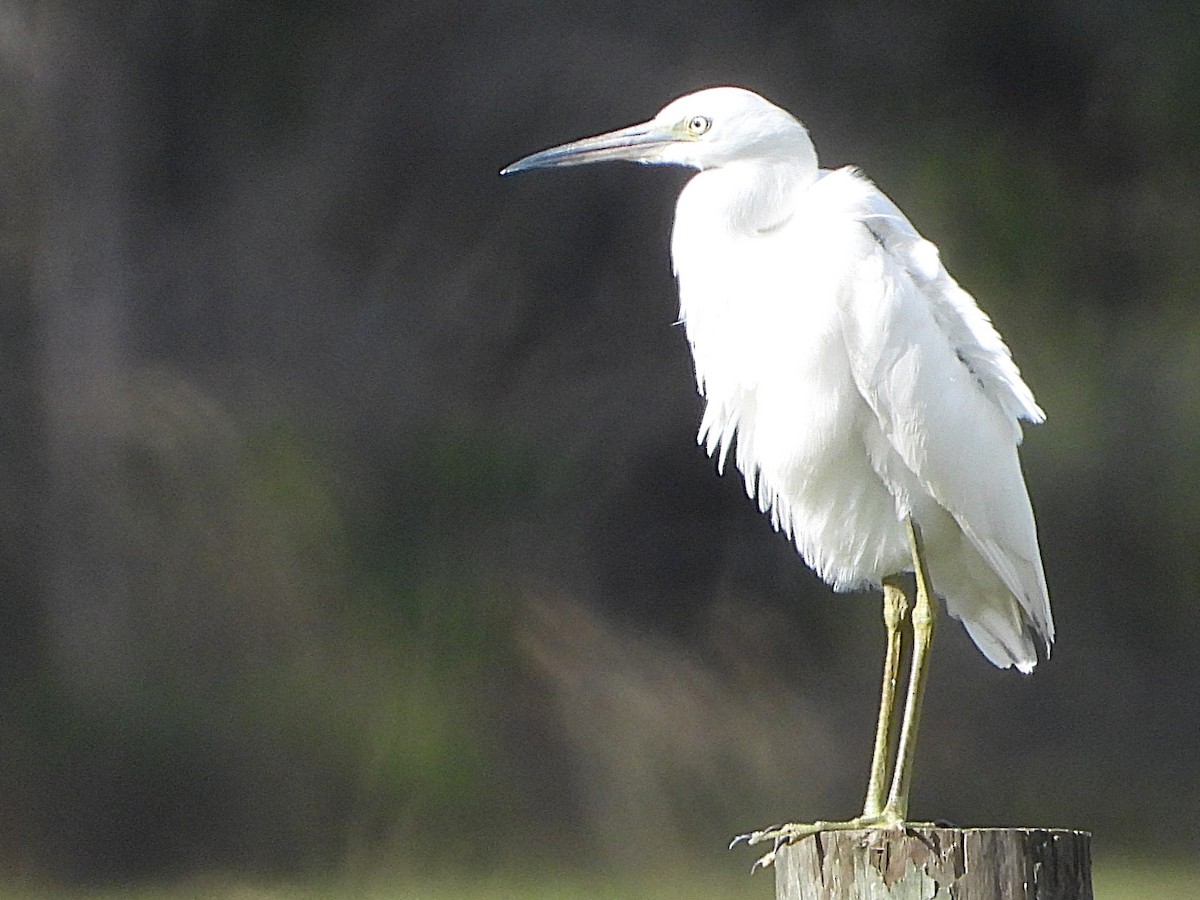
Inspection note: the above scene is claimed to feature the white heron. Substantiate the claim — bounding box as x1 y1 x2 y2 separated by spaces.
501 86 1052 865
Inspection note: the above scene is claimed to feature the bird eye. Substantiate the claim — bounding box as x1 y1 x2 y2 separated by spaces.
687 115 712 135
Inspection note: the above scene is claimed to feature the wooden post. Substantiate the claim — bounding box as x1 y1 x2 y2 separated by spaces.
773 827 1092 899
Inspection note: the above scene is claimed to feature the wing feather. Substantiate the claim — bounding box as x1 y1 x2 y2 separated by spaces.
831 168 1053 655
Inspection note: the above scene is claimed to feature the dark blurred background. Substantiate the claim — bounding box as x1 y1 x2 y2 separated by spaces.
0 0 1197 888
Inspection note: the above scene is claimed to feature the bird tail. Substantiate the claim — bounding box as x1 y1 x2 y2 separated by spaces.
926 524 1052 673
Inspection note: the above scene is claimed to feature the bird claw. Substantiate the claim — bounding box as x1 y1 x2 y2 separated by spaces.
730 822 825 870
728 823 785 850
749 849 778 873
729 830 768 870
732 816 911 869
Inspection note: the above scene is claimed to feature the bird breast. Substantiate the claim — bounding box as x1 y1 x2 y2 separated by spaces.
671 164 913 588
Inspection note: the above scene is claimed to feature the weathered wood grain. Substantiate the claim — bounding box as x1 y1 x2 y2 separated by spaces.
774 827 1092 899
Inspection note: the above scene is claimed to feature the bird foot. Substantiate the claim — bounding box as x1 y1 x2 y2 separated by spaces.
730 813 906 871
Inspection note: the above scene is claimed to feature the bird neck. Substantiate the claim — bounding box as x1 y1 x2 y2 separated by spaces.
681 158 817 236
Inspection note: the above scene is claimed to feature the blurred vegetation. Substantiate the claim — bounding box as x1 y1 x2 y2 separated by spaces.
0 0 1197 891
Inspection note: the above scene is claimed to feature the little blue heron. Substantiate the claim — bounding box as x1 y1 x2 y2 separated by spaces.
502 86 1052 866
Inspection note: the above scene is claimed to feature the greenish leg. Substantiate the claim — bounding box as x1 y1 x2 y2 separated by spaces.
861 575 909 818
882 519 937 820
732 517 937 870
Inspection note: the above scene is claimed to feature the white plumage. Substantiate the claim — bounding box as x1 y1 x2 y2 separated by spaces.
667 93 1051 672
503 85 1053 845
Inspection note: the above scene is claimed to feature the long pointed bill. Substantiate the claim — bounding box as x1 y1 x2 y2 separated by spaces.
501 120 678 175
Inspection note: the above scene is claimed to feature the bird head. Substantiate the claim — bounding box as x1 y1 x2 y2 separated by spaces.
501 86 816 175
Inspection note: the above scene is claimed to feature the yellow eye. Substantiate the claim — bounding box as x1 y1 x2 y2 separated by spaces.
687 115 712 135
